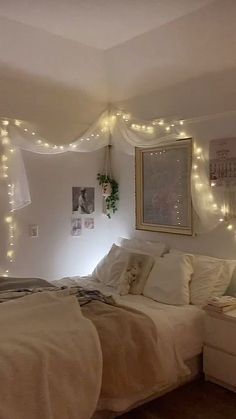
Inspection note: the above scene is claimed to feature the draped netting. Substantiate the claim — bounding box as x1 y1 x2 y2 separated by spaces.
1 108 236 233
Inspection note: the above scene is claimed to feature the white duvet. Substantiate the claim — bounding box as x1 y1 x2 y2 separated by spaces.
0 291 102 419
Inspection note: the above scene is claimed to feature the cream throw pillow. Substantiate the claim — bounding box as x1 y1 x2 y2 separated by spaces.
143 253 193 305
92 244 154 294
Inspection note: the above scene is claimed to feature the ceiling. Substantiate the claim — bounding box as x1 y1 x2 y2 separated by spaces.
0 0 214 49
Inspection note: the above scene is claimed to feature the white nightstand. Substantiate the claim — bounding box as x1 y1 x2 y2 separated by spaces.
203 308 236 392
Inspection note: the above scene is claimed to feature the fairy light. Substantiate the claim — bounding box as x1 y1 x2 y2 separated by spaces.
5 215 13 224
1 155 8 162
2 137 10 145
14 120 21 126
2 120 9 126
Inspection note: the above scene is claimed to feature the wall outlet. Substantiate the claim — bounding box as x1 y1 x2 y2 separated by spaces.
29 224 39 237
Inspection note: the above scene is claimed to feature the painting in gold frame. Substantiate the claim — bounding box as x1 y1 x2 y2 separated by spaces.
135 139 193 235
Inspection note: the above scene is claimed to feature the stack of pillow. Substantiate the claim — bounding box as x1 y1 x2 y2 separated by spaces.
92 238 236 306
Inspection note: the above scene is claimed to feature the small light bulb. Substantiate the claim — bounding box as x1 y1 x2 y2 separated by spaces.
5 216 13 223
1 129 8 136
227 224 233 230
193 164 198 170
37 140 42 144
180 131 186 137
7 250 14 258
24 128 28 132
60 146 64 149
165 126 170 131
179 120 184 125
219 218 224 222
196 147 202 154
211 182 216 187
158 120 164 126
15 120 21 126
2 120 9 126
32 132 36 136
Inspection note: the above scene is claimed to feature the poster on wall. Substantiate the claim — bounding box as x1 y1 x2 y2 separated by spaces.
209 138 236 186
135 139 192 235
84 218 94 229
72 187 95 214
71 218 82 236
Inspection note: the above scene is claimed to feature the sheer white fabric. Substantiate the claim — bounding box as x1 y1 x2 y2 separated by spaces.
1 108 235 233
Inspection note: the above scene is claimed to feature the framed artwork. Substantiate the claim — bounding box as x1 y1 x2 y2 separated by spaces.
135 139 193 235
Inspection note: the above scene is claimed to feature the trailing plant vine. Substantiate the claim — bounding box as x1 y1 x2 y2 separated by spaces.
97 173 119 218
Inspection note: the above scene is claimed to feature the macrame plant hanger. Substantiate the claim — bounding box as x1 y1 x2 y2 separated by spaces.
102 143 112 214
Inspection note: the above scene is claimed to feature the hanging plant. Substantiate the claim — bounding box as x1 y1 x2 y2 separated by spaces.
97 173 119 218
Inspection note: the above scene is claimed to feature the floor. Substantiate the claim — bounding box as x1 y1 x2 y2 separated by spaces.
119 379 236 419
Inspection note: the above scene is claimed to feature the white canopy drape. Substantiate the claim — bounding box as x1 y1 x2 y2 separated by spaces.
1 108 234 233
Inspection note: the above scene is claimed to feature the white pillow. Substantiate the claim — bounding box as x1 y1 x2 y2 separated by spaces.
92 244 154 294
92 244 129 286
143 253 193 305
170 249 236 305
118 237 167 257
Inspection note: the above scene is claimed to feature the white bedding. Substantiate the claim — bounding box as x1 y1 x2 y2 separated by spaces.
55 276 205 361
0 291 102 419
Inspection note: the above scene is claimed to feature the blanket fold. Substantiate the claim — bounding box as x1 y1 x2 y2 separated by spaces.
82 300 186 412
0 292 102 419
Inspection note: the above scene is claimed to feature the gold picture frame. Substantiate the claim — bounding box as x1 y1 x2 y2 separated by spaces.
135 139 193 235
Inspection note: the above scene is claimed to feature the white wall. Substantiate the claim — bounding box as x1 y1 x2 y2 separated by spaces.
0 15 107 143
0 149 121 279
1 1 236 279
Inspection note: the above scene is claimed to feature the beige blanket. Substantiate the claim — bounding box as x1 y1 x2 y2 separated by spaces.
0 292 102 419
82 300 186 413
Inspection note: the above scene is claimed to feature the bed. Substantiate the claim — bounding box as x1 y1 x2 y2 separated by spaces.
0 238 234 419
56 275 205 418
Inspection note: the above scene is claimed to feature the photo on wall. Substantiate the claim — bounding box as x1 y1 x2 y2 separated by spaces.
84 217 94 230
71 218 82 236
72 187 95 214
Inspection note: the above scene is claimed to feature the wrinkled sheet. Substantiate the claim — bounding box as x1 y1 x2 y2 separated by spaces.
0 291 102 419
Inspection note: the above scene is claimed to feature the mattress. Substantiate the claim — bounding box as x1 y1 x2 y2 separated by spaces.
55 276 205 361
